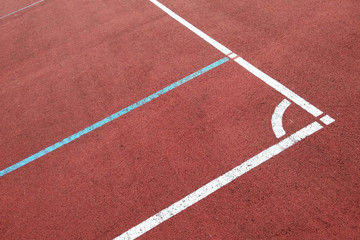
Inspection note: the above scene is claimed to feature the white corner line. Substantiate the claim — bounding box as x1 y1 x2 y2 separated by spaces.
320 115 335 125
0 0 45 20
149 0 324 118
272 99 291 138
114 121 323 240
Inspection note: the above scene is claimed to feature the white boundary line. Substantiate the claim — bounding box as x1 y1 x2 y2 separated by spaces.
115 122 323 239
150 0 232 56
149 0 323 117
0 0 45 20
272 99 291 138
112 1 336 239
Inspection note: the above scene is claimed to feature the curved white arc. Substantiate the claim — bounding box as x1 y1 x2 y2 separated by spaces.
272 99 291 138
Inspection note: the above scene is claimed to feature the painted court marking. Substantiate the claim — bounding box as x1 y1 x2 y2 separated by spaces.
115 122 324 240
0 0 45 20
320 115 335 125
0 57 229 177
227 53 238 59
112 1 336 239
272 99 291 138
1 0 336 239
149 0 324 117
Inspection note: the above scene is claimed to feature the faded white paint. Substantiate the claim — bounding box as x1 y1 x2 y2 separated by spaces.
0 0 45 20
114 122 323 240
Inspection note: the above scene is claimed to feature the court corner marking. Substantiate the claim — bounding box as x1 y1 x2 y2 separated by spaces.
113 1 338 238
320 115 335 125
0 0 46 20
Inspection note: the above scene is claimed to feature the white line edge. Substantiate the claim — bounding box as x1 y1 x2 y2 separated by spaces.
233 57 322 117
149 0 232 55
0 0 45 20
114 121 323 240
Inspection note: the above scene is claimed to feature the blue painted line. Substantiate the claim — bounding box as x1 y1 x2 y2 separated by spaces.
0 57 229 177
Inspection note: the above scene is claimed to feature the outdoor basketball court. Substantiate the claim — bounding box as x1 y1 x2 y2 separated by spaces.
1 0 358 239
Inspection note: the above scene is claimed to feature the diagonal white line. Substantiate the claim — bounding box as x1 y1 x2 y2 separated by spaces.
234 57 323 117
150 0 232 55
0 0 46 20
114 122 323 239
149 0 323 117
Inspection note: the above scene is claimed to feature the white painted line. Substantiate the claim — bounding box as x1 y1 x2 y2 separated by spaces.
320 115 335 125
233 57 323 117
149 0 232 55
114 121 323 240
272 99 291 138
0 0 45 20
149 0 324 117
228 53 238 59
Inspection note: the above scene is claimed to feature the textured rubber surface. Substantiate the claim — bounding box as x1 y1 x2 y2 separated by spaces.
0 0 358 239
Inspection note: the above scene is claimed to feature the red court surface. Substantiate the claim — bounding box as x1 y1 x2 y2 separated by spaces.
1 0 359 239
